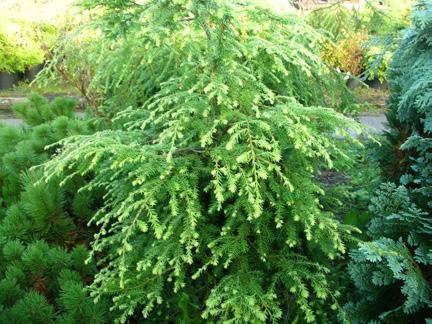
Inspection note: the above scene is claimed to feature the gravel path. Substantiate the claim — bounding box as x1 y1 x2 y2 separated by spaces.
357 114 388 134
0 96 390 133
0 118 25 126
1 113 389 134
0 112 85 127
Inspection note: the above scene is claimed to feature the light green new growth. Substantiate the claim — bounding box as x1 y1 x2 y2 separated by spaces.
43 0 362 322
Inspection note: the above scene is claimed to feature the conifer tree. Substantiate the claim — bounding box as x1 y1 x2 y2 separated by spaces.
346 1 432 322
44 0 363 322
0 96 112 323
55 0 357 116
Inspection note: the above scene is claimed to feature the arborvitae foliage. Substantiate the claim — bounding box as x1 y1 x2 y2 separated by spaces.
347 2 432 322
390 1 432 204
346 184 432 322
44 1 363 322
0 96 112 322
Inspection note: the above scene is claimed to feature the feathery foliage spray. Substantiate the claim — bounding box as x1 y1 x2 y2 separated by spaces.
44 0 362 322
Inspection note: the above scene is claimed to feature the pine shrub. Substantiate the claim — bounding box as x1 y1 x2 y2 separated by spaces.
346 1 432 322
44 1 363 322
0 242 108 324
0 95 112 323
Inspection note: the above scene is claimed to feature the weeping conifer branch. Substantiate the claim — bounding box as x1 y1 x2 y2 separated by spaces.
43 0 362 322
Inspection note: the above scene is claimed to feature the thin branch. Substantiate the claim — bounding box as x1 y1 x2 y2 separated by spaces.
173 147 206 155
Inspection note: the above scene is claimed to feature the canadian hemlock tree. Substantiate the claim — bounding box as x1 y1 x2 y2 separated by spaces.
44 0 362 322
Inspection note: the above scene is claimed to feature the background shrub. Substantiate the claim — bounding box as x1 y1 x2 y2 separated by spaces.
0 0 76 73
308 0 413 81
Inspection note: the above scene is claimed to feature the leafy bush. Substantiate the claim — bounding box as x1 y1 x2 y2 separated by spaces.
321 30 368 76
361 0 412 37
307 2 360 42
0 95 112 322
362 44 392 82
308 0 414 80
0 26 44 73
43 1 363 322
359 0 412 82
307 2 367 78
347 1 432 321
0 0 75 73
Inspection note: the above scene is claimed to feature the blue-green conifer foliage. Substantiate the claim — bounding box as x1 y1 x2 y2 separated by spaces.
346 2 432 322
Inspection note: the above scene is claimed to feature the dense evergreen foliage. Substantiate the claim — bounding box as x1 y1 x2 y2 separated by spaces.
0 96 112 323
346 1 432 322
43 0 363 322
5 1 432 323
45 0 356 115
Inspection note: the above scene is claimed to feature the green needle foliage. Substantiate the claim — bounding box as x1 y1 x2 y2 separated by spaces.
47 0 356 115
43 1 363 322
0 95 96 206
347 1 432 322
0 241 109 324
0 95 112 323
